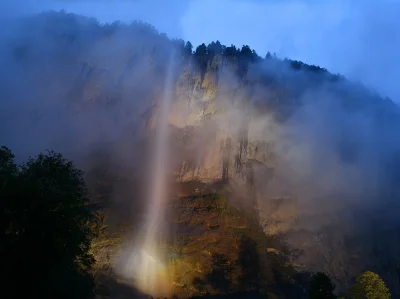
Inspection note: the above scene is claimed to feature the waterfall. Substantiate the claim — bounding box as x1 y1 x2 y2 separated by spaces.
115 52 175 297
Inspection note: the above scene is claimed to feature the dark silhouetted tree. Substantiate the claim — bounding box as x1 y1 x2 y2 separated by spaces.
237 45 256 77
214 40 223 55
207 40 224 60
0 146 96 299
252 49 261 62
195 43 207 58
184 41 193 56
0 146 18 246
194 43 208 78
308 272 337 299
223 44 239 59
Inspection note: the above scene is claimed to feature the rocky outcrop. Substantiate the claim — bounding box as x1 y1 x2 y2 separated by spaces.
91 189 308 299
170 61 276 188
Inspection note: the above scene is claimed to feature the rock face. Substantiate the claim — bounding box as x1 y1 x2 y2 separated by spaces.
91 187 308 299
164 61 400 295
169 62 276 188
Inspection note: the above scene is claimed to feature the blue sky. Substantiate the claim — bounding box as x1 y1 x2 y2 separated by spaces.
2 0 400 101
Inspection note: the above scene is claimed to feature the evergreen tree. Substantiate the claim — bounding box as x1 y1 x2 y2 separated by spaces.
223 44 238 58
184 41 193 55
194 43 207 57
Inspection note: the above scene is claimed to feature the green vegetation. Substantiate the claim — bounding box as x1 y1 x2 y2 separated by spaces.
350 271 391 299
305 271 392 299
0 146 96 299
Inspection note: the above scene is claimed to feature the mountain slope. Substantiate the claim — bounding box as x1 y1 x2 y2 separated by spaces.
91 184 309 298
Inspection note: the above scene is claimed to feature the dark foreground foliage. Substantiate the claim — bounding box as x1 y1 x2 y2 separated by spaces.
0 146 96 299
308 272 337 299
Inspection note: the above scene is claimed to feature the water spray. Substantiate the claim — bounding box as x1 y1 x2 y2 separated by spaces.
115 51 176 297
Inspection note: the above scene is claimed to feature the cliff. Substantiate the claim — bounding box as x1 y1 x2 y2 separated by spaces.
91 184 308 299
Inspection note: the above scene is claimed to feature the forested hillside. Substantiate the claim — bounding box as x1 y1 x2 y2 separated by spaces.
1 10 400 298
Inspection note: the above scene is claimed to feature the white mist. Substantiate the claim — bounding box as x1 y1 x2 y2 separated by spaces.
115 53 176 297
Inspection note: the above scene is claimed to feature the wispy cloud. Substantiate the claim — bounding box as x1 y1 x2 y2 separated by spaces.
1 0 399 100
181 0 400 101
